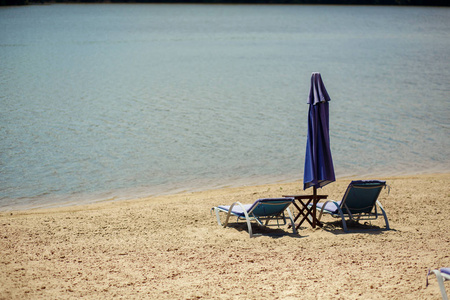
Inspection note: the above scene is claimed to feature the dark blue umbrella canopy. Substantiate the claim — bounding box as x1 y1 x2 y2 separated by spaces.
303 73 335 190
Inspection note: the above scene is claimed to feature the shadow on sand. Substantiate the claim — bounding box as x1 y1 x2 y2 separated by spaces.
223 222 305 239
309 219 394 235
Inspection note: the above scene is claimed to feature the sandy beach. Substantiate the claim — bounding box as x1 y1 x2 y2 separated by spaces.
0 173 449 299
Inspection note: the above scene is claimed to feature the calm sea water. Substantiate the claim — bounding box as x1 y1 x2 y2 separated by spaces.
1 4 449 210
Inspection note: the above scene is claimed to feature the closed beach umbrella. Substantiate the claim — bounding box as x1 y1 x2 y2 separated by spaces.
303 72 335 191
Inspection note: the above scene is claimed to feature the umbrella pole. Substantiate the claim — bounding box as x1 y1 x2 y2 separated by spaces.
313 186 317 228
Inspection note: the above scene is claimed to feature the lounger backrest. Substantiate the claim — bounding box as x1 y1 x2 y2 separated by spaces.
249 198 293 217
340 180 386 214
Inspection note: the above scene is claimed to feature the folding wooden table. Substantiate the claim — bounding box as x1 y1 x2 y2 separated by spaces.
282 194 328 229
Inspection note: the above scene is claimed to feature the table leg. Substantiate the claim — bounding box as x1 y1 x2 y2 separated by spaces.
312 198 323 228
292 198 323 229
294 199 313 229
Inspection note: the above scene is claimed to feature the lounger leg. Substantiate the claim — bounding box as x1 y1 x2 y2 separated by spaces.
317 201 331 221
263 214 287 227
376 200 390 230
214 208 223 226
318 202 348 232
223 202 254 238
336 207 348 232
433 270 449 300
286 208 297 234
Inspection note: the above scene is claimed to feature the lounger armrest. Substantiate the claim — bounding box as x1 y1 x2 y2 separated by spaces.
223 202 254 237
427 268 450 300
317 200 340 221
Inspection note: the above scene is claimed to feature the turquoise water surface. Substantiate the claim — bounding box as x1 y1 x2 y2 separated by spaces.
1 4 449 209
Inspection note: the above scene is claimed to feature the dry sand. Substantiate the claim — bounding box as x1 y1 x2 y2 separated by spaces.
0 173 449 299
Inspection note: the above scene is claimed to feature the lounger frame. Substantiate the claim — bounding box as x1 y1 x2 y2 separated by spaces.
316 181 390 232
213 198 296 238
428 268 450 300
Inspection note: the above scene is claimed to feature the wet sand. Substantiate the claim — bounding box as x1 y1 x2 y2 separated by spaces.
1 173 449 299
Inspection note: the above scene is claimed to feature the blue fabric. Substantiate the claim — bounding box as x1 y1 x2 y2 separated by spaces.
441 268 450 276
303 73 336 190
217 198 293 217
217 204 252 217
316 201 341 214
308 72 330 105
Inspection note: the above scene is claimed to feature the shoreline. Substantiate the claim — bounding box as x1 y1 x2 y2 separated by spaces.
1 173 449 299
2 169 449 212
